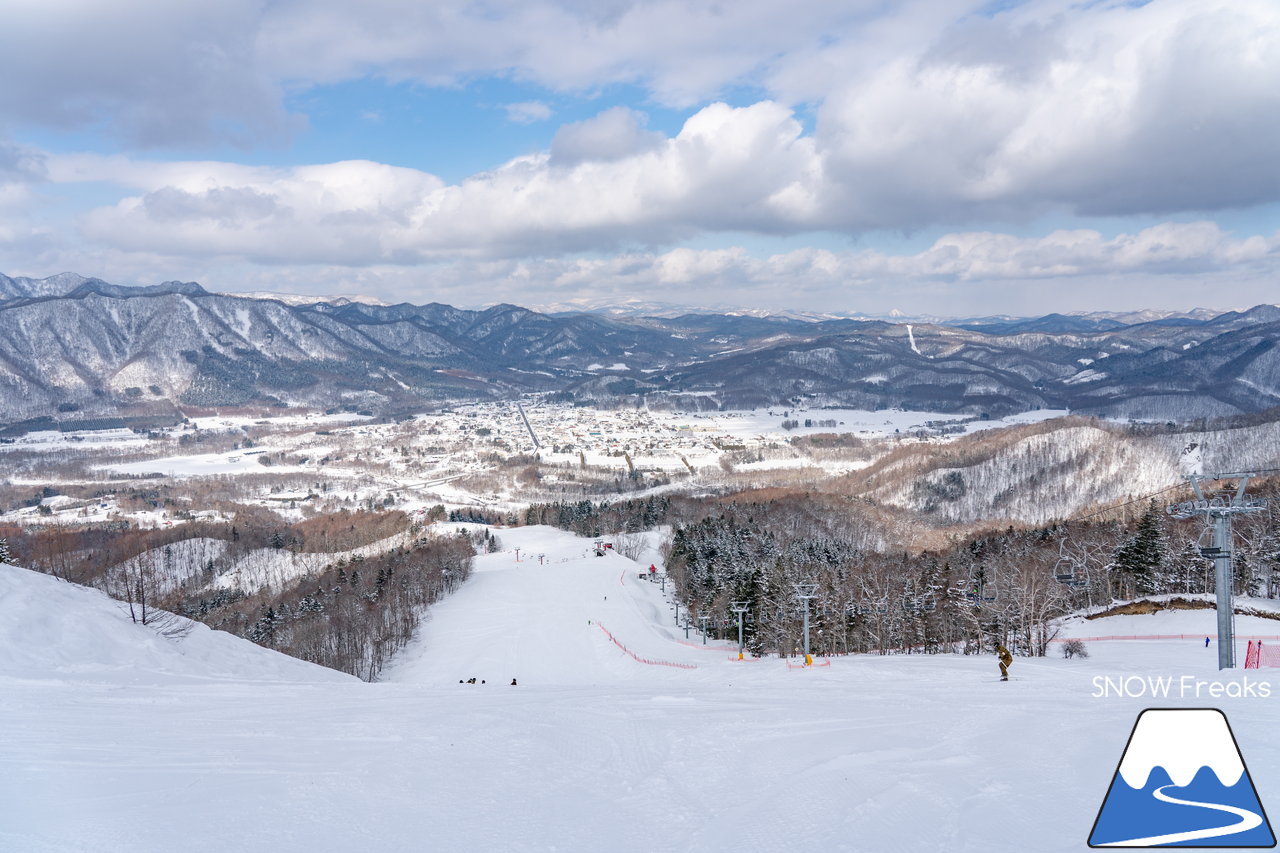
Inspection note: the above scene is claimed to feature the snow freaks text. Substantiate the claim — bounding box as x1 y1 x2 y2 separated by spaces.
1092 676 1272 700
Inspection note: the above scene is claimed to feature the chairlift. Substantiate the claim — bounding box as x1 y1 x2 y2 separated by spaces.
966 583 996 604
903 595 937 614
1196 525 1226 559
1053 564 1083 587
1050 539 1093 590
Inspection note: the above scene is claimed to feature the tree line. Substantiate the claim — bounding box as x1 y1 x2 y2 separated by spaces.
529 479 1280 659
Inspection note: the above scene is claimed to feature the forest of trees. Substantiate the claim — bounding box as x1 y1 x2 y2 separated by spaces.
523 496 677 537
187 529 476 680
530 480 1280 660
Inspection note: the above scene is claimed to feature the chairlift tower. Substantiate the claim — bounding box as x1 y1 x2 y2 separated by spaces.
729 601 750 660
793 582 819 665
1167 473 1267 670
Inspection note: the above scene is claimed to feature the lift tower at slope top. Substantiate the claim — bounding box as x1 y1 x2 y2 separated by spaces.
1167 473 1267 670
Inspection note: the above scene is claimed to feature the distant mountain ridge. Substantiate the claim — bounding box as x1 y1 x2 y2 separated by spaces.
2 272 1279 427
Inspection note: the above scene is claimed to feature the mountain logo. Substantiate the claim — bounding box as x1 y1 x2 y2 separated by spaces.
1089 708 1275 847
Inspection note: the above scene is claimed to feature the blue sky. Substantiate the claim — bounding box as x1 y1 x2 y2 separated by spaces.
1 0 1277 316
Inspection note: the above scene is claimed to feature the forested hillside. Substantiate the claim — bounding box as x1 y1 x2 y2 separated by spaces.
834 414 1280 526
1 511 476 680
528 476 1280 660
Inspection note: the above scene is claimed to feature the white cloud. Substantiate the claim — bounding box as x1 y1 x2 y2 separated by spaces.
503 101 553 124
20 0 1274 250
0 137 47 183
8 0 1276 225
5 0 1280 315
0 0 293 147
35 219 1273 315
65 102 817 261
257 0 893 106
811 0 1280 226
549 107 662 165
75 159 446 265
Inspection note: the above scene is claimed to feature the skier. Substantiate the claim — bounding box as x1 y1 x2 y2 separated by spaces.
996 644 1013 681
1205 636 1211 648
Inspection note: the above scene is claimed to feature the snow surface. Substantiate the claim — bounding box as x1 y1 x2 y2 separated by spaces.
4 529 1280 853
0 563 351 686
103 450 308 478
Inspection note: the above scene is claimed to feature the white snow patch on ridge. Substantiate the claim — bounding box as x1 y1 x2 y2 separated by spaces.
1064 369 1107 385
905 324 927 357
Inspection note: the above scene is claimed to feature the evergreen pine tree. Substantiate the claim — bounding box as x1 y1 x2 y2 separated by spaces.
0 537 10 564
247 607 278 645
1113 503 1166 596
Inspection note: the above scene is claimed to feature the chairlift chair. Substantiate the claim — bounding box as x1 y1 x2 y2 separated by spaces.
1053 539 1081 585
966 567 997 601
1196 524 1226 559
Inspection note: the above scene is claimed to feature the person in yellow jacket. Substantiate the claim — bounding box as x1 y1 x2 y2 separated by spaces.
996 644 1013 681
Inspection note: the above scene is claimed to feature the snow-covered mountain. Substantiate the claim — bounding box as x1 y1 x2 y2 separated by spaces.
231 290 392 308
2 272 1280 426
0 271 97 299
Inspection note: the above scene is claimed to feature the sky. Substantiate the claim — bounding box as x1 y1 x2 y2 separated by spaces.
1 0 1278 317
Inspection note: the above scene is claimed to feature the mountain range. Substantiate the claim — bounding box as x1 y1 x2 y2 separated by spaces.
2 272 1278 429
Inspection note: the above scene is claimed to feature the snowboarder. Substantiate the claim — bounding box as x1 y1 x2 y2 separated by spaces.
466 677 477 684
996 644 1013 681
1206 636 1211 648
510 678 517 686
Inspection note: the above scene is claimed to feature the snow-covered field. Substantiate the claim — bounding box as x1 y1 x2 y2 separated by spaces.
653 406 1069 439
106 450 308 478
4 527 1279 852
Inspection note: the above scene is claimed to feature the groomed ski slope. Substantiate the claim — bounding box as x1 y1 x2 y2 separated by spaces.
385 525 723 685
3 529 1280 853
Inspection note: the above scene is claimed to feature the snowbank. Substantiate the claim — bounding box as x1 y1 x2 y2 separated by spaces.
0 563 351 684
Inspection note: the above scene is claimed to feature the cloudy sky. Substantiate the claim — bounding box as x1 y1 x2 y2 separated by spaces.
1 0 1278 316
